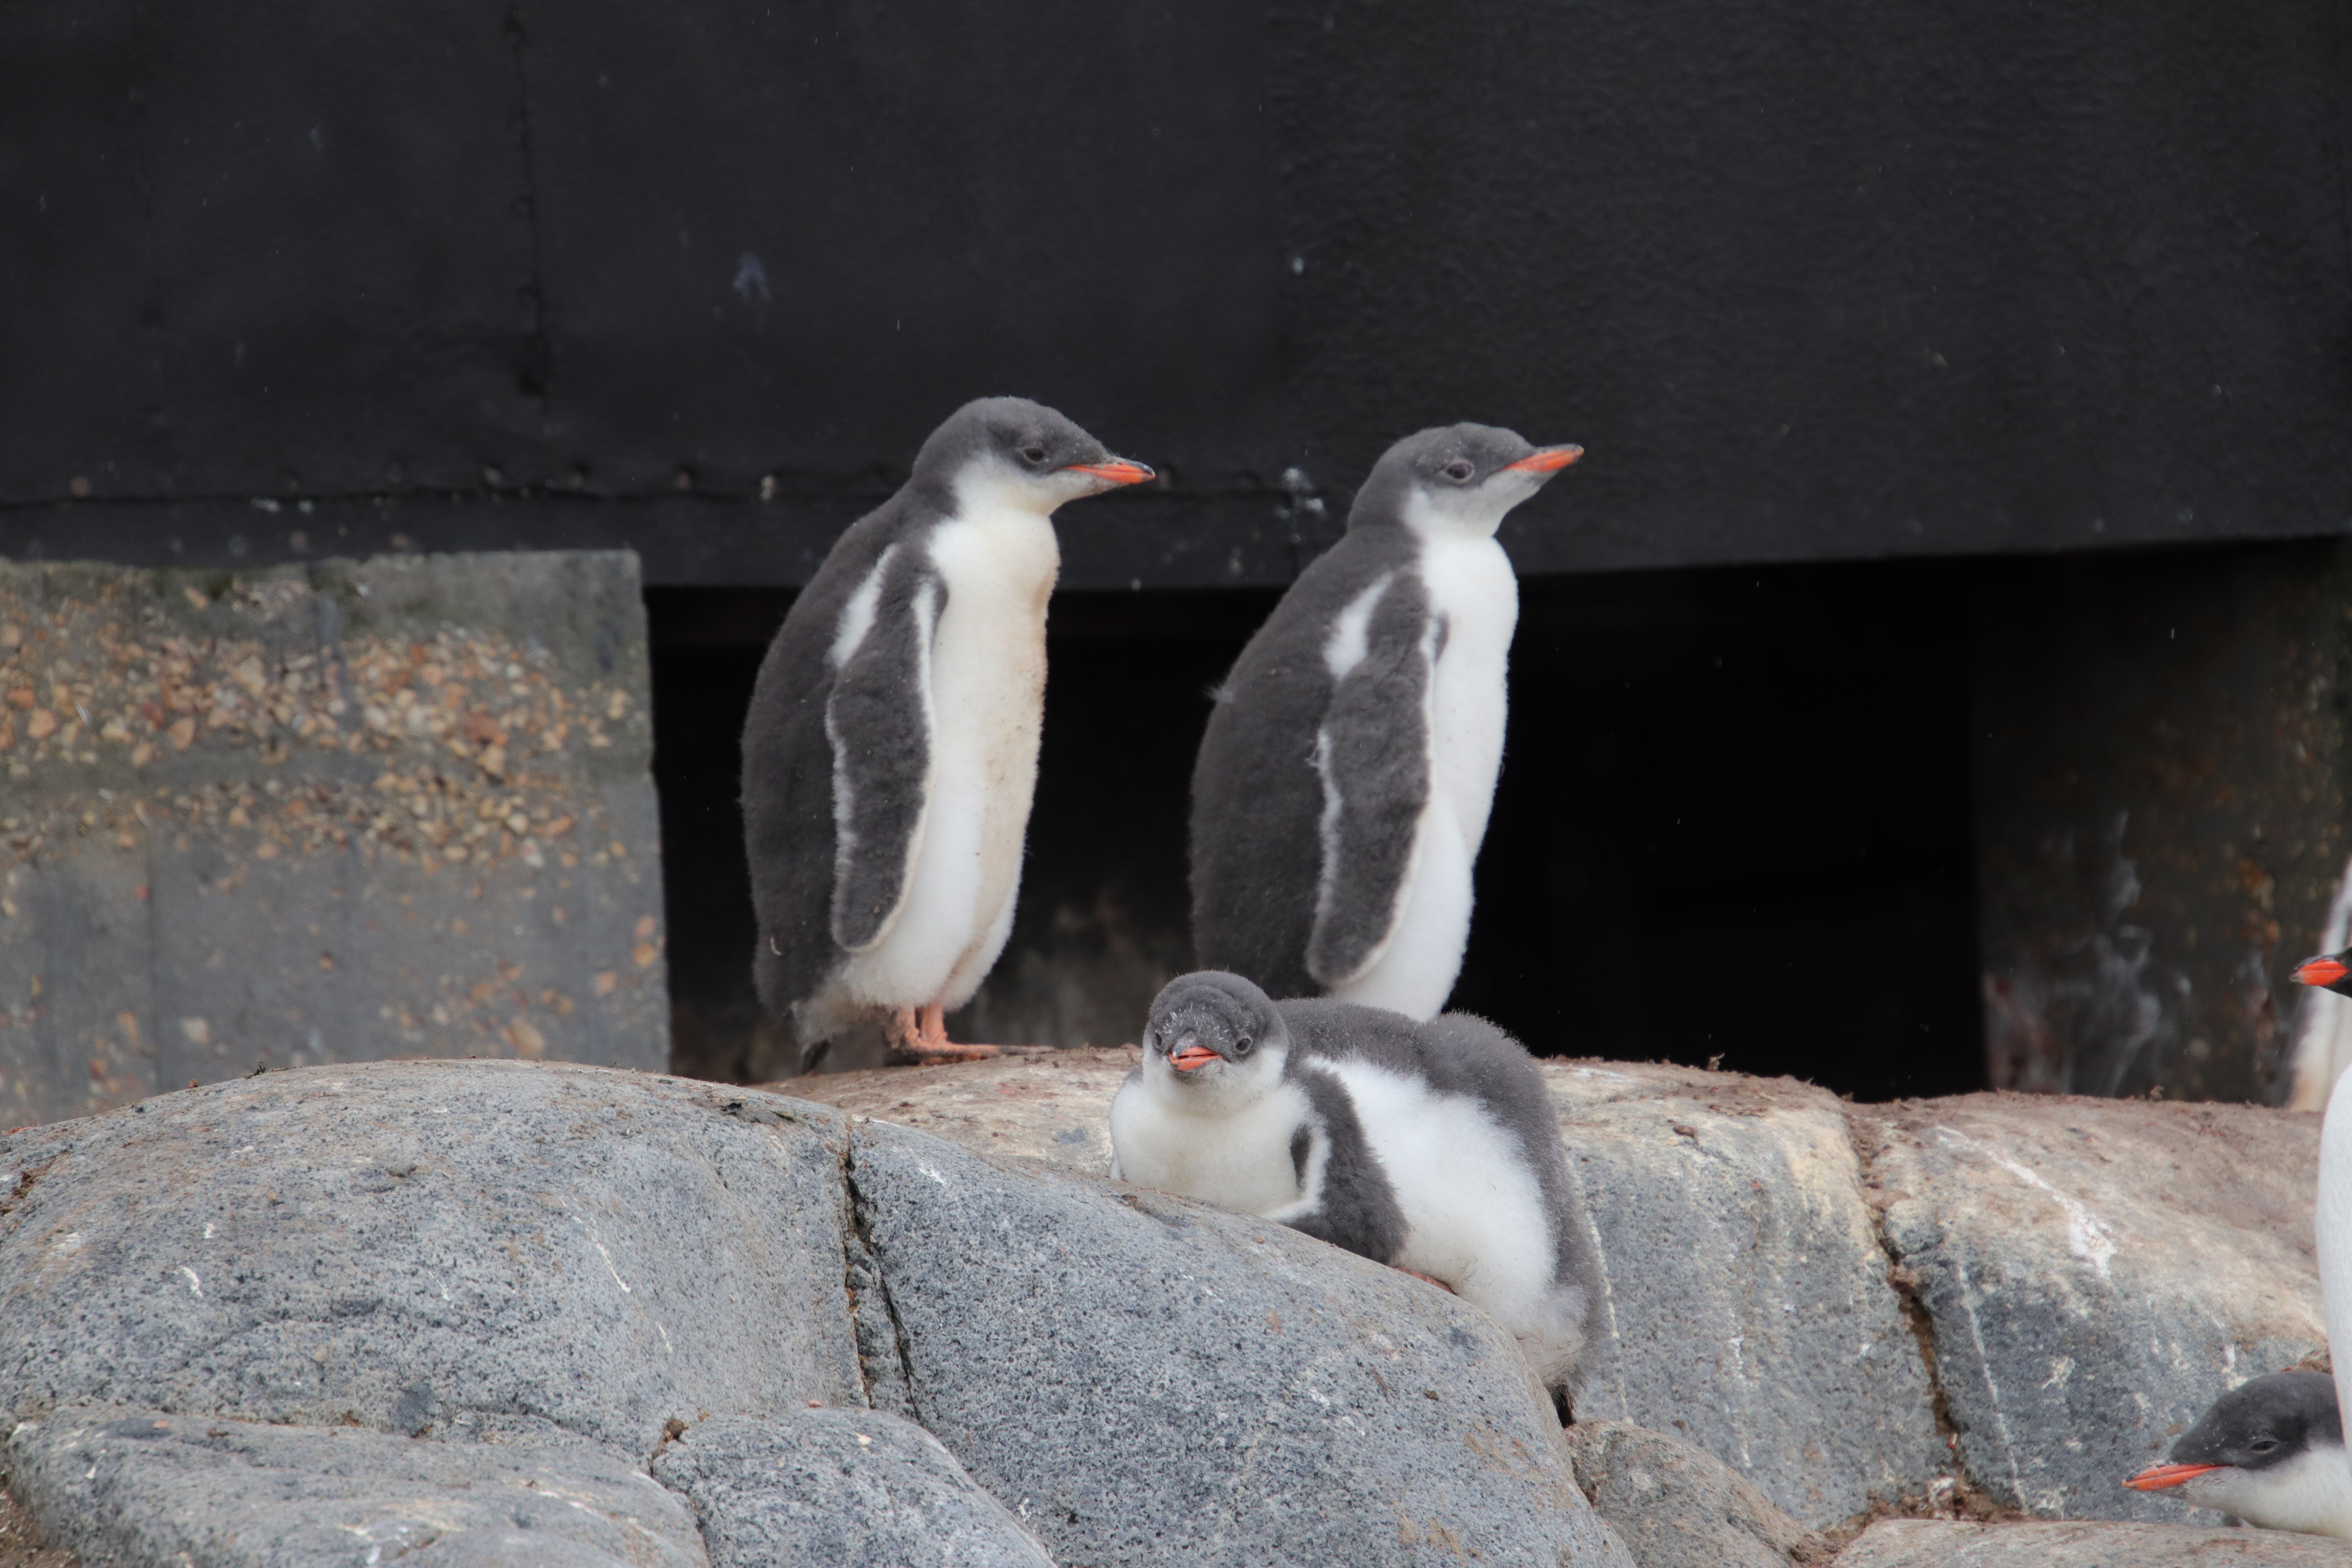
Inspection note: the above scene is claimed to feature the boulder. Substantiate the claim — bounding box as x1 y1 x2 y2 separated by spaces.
1830 1518 2352 1566
651 1410 1053 1568
1860 1093 2324 1520
1548 1063 1947 1527
846 1115 1634 1568
782 1055 2337 1533
783 1054 1952 1528
1564 1419 1826 1568
0 1061 866 1453
3 1406 703 1568
4 1059 1639 1567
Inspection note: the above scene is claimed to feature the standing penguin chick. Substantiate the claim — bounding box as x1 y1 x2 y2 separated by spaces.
741 397 1152 1071
1190 425 1581 1019
1108 970 1603 1389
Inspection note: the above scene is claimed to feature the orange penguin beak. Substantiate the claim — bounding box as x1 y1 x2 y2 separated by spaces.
1504 445 1583 474
1169 1044 1218 1072
2123 1462 2225 1490
2294 956 2350 988
1067 458 1155 485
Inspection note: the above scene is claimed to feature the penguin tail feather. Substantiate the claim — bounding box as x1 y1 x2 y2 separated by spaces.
1514 1284 1591 1390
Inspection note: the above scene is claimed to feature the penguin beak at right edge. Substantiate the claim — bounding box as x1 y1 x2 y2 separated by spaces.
2292 955 2350 988
1504 445 1583 475
1067 458 1156 486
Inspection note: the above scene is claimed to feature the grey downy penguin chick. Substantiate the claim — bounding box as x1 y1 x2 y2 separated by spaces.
2124 1370 2352 1536
740 397 1152 1071
1107 969 1602 1388
1189 424 1580 1020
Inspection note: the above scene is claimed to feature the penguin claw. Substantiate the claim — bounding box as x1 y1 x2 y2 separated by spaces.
1395 1267 1457 1295
884 1004 1002 1067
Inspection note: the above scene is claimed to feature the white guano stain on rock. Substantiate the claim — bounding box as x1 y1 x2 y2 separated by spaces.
1934 1125 2119 1279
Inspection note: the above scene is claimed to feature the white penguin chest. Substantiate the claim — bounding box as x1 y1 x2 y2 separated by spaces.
842 504 1055 1005
1416 534 1517 851
1109 1075 1312 1216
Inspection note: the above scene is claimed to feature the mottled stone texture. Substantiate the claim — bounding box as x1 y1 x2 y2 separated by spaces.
0 553 667 1127
1861 1093 2325 1523
652 1411 1054 1568
1972 541 2352 1103
4 1409 706 1568
1832 1519 2352 1566
846 1116 1632 1568
1552 1063 1947 1528
0 1062 866 1451
1564 1421 1824 1568
787 1054 2334 1534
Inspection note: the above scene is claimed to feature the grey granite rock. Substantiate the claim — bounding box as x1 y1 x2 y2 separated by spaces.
1831 1518 2352 1565
652 1410 1053 1568
1550 1063 1947 1527
1565 1419 1825 1568
1862 1094 2325 1521
0 1062 866 1453
845 1115 1633 1568
1 1406 704 1568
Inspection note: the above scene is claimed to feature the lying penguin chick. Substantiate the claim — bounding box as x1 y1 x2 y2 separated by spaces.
1108 970 1602 1388
2124 1371 2352 1537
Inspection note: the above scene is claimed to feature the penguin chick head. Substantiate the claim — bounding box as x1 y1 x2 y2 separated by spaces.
1354 422 1582 540
2125 1371 2348 1531
920 396 1155 517
1141 971 1291 1106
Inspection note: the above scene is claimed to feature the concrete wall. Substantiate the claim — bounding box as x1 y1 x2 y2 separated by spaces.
0 551 667 1127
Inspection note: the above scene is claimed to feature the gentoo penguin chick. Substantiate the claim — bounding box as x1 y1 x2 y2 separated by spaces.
1107 970 1602 1389
741 397 1152 1071
2124 1371 2352 1536
1189 425 1580 1020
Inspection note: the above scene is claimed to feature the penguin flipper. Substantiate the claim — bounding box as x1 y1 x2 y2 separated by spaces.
824 561 943 954
1305 588 1436 989
1275 1076 1408 1264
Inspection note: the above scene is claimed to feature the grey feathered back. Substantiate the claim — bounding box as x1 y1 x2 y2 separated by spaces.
1189 524 1423 995
1278 997 1602 1313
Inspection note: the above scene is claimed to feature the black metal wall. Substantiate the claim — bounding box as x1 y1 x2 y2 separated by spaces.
4 0 2346 579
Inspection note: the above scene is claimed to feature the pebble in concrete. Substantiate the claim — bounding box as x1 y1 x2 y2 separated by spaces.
0 554 668 1130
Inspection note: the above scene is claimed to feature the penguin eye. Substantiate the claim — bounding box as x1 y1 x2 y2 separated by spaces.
1234 1034 1253 1055
1441 459 1475 483
1019 444 1048 466
2251 1437 2280 1453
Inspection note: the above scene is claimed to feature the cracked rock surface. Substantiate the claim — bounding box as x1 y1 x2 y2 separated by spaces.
782 1050 2330 1541
652 1410 1053 1568
1564 1419 1826 1568
2 1060 1633 1567
1859 1093 2326 1521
